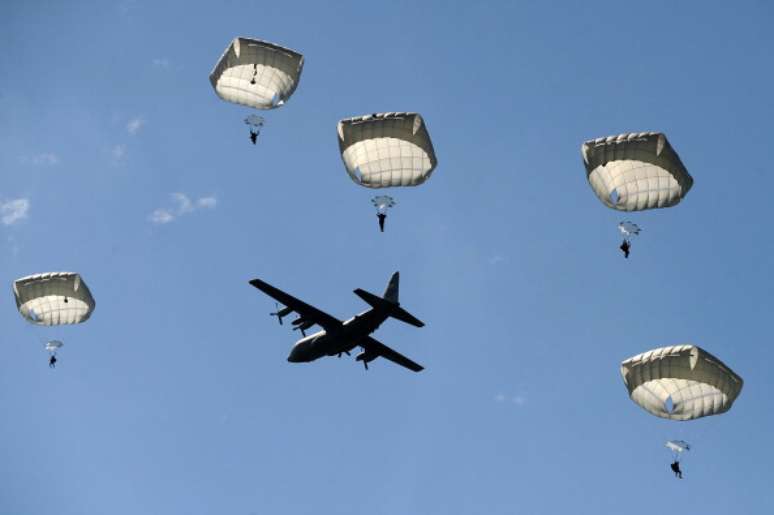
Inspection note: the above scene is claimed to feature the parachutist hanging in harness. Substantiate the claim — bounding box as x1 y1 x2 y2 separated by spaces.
620 239 630 258
250 63 258 85
670 460 682 479
371 196 395 233
617 221 640 259
665 440 689 479
45 340 63 368
244 115 264 146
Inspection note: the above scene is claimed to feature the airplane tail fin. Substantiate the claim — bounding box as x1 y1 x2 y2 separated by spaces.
354 272 424 328
383 271 400 303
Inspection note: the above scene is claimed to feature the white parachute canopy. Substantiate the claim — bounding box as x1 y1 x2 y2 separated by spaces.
338 112 438 188
14 272 96 326
665 440 691 454
371 195 396 215
45 340 64 353
581 132 693 211
618 221 641 239
210 37 304 110
620 345 743 421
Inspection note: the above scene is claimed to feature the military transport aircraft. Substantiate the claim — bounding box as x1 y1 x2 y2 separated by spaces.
249 272 425 372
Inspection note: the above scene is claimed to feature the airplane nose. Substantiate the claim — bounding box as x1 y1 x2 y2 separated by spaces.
288 347 302 363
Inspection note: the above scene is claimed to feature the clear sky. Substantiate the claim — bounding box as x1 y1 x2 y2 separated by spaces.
1 1 773 514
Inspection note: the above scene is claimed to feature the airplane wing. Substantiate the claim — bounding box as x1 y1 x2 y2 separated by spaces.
249 278 342 332
361 336 424 372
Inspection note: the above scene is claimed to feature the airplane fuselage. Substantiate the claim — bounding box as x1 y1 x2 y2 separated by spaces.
287 308 387 363
251 271 424 372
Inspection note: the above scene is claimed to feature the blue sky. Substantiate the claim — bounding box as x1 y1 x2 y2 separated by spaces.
1 1 773 513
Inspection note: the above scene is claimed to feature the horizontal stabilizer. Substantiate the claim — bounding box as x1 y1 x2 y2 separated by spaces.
362 336 424 372
353 288 424 328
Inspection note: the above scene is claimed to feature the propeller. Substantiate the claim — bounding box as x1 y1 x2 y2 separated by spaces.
292 319 314 337
356 350 375 371
270 302 282 325
270 303 292 325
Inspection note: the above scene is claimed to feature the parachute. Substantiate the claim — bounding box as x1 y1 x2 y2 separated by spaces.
665 440 690 455
244 114 265 129
372 195 396 215
581 132 693 211
337 112 437 188
14 272 95 325
209 37 304 110
620 345 743 421
618 221 641 240
45 340 63 354
371 195 396 232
